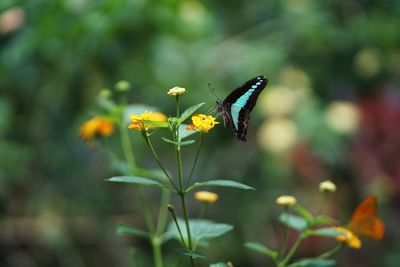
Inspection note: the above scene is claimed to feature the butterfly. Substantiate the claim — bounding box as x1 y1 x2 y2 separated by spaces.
216 75 268 141
348 195 384 240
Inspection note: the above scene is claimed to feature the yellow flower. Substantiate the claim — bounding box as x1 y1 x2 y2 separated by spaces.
276 195 297 207
194 191 218 204
167 86 187 96
79 117 114 141
319 180 337 193
128 111 167 131
188 114 219 133
332 226 361 249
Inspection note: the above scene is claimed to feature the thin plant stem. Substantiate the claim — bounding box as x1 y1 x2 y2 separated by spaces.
279 233 306 267
316 192 328 215
317 243 344 259
197 203 208 219
143 131 178 191
151 236 163 267
168 206 187 248
180 194 195 267
184 133 205 189
120 120 137 169
134 186 155 234
156 189 171 235
176 95 180 117
279 206 290 260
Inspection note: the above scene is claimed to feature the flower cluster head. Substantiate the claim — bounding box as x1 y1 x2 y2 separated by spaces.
332 226 361 249
187 114 219 133
194 191 218 204
275 195 297 207
167 86 186 96
79 117 114 141
319 180 337 193
128 111 167 131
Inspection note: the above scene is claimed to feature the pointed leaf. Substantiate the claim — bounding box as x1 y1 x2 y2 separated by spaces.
309 227 345 238
293 204 314 222
244 242 278 259
210 263 228 267
179 102 205 124
187 180 255 192
175 248 207 259
137 119 169 128
279 213 308 231
116 224 148 238
166 219 233 246
161 137 195 146
107 176 163 187
310 215 336 226
287 258 336 267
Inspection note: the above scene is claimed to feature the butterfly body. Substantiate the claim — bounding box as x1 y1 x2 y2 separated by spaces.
217 75 268 141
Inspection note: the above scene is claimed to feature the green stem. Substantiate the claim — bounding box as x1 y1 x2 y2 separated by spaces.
316 192 328 215
197 203 207 219
120 120 137 169
143 131 178 191
151 236 163 267
176 95 180 117
156 189 171 235
184 133 205 189
317 243 344 259
168 205 187 248
279 233 306 267
181 194 195 267
279 207 290 260
134 186 155 234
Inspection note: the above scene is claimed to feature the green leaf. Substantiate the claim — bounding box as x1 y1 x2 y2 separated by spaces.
106 176 163 187
175 248 207 259
137 119 169 128
161 137 195 146
179 102 205 124
293 204 314 222
186 180 255 192
310 215 336 226
210 263 228 267
116 224 148 238
244 242 278 259
287 258 336 267
309 227 345 238
166 219 233 247
179 124 197 139
279 213 308 231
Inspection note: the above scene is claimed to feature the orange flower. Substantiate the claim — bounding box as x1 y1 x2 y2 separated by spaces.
333 195 384 249
128 112 167 131
79 117 114 141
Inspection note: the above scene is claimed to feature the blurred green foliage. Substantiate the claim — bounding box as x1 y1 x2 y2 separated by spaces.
1 0 400 266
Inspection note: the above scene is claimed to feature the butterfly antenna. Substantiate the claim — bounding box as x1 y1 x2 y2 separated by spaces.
208 83 221 102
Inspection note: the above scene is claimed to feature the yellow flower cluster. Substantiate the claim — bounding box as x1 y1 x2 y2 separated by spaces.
194 191 218 204
332 226 361 249
79 117 114 141
128 112 167 131
167 86 186 96
275 195 297 207
187 114 219 133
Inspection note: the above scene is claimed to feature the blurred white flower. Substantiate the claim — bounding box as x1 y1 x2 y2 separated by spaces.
0 7 25 34
259 85 309 116
319 180 337 193
258 117 298 154
280 66 312 89
326 101 360 134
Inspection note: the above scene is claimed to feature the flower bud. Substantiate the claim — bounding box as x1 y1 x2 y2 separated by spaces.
167 86 186 96
319 180 337 193
276 195 297 207
194 191 218 204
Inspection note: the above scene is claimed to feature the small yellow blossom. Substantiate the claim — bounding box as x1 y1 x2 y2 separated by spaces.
188 114 219 133
79 117 114 141
276 195 297 207
332 226 361 249
167 86 187 96
194 191 218 204
319 180 337 193
128 111 167 131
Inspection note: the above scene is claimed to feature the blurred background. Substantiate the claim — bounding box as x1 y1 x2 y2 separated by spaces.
1 0 400 266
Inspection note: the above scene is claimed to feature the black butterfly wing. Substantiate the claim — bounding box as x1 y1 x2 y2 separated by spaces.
223 75 268 111
221 75 268 141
